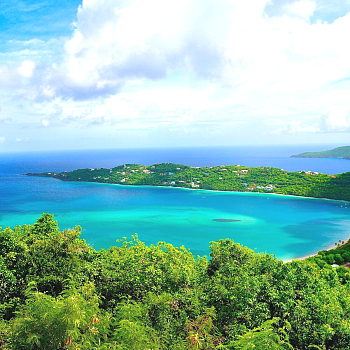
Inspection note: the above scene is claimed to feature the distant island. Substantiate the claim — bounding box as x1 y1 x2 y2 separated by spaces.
291 146 350 159
26 162 350 201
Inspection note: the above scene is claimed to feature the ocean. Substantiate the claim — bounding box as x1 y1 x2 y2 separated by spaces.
1 145 350 175
0 145 349 260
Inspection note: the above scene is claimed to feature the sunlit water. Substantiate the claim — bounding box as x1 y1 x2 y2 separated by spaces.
1 146 350 260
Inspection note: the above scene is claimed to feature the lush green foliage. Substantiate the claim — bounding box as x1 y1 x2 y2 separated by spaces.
9 283 110 350
1 214 350 349
292 146 350 159
27 162 350 201
307 239 350 283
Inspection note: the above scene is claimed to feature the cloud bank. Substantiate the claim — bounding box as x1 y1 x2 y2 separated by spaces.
1 0 350 150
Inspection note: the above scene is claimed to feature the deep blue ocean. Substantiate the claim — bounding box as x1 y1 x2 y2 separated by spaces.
1 145 350 175
1 145 350 260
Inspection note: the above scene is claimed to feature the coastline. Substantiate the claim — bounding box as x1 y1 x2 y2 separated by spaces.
40 174 350 205
289 237 350 263
288 243 340 262
22 174 350 262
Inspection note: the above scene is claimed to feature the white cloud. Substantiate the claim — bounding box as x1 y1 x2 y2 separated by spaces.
41 119 50 127
30 0 350 143
39 103 64 127
320 106 350 132
275 105 350 134
0 65 18 87
49 0 350 103
0 137 5 143
265 0 350 24
17 60 36 78
50 0 274 100
274 119 321 134
287 1 316 19
2 0 350 150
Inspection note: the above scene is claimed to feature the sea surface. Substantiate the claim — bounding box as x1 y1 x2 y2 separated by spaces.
1 145 350 260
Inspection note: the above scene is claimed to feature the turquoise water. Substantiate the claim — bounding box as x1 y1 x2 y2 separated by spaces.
1 173 350 260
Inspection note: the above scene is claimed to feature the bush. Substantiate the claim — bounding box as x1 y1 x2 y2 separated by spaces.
326 254 335 265
9 283 110 350
334 254 344 265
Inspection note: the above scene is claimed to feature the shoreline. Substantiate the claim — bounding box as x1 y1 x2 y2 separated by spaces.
288 243 339 262
44 176 350 258
22 174 350 262
289 238 350 263
31 174 350 204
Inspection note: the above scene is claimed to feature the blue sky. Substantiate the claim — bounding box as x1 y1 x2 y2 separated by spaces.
1 0 350 152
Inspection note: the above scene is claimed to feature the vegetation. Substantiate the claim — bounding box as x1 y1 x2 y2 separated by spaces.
2 214 350 349
26 162 350 201
307 240 350 282
291 146 350 159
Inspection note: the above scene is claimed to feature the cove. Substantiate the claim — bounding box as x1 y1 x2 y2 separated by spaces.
1 174 350 261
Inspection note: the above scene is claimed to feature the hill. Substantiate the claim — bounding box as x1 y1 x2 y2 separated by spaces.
26 162 350 201
291 146 350 159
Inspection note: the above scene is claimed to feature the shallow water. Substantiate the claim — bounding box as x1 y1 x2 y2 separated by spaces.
1 173 349 260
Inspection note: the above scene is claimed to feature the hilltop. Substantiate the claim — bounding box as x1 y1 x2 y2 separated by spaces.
291 146 350 159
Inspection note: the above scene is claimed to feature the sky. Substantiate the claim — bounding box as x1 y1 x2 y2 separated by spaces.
1 0 350 152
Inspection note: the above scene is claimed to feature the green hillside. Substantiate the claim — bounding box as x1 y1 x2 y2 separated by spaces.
291 146 350 159
26 162 350 201
1 213 350 349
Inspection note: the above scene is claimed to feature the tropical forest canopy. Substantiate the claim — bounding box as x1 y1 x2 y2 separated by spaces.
1 214 350 349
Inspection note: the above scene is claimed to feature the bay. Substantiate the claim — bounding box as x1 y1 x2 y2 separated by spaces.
1 145 350 260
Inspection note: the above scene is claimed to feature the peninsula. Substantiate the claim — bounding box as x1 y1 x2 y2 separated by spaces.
291 145 350 159
26 162 350 201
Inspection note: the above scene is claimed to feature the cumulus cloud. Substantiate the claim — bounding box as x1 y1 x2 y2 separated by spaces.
274 119 321 134
0 65 18 87
276 106 350 134
43 0 349 102
319 106 350 132
288 1 316 19
0 60 37 89
5 0 350 102
41 103 64 127
2 0 350 147
265 0 316 20
17 60 36 78
265 0 350 23
47 0 236 99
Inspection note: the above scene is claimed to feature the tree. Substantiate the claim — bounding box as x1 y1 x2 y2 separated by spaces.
230 318 293 349
9 283 110 350
31 213 58 237
112 299 160 350
326 254 335 265
334 254 344 265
